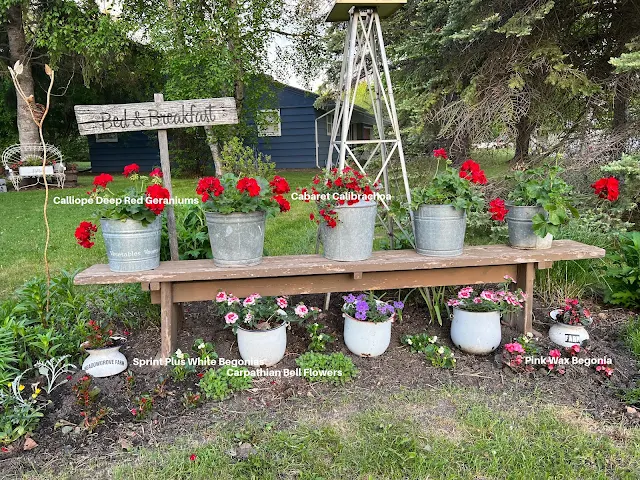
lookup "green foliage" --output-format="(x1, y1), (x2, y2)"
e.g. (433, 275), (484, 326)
(601, 154), (640, 209)
(219, 137), (276, 178)
(91, 284), (159, 330)
(169, 350), (196, 382)
(200, 173), (284, 216)
(410, 162), (484, 212)
(507, 166), (578, 238)
(295, 353), (358, 385)
(603, 232), (640, 308)
(0, 394), (44, 446)
(306, 323), (334, 352)
(198, 366), (253, 401)
(161, 204), (212, 261)
(401, 333), (456, 368)
(192, 338), (218, 363)
(623, 316), (640, 360)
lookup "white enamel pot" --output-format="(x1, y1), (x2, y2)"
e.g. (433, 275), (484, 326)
(343, 313), (392, 357)
(548, 309), (590, 347)
(82, 344), (128, 378)
(237, 323), (287, 367)
(450, 308), (502, 355)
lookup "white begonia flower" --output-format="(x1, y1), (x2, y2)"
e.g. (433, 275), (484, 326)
(175, 349), (184, 359)
(198, 343), (205, 350)
(437, 347), (445, 355)
(429, 336), (438, 343)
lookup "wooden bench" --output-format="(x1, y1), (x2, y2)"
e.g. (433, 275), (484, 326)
(74, 240), (605, 360)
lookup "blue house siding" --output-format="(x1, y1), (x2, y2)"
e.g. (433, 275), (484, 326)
(88, 132), (161, 173)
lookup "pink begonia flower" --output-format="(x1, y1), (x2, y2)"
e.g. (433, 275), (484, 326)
(480, 291), (494, 301)
(458, 290), (471, 299)
(215, 291), (227, 303)
(504, 343), (524, 354)
(227, 296), (240, 305)
(294, 305), (309, 317)
(243, 296), (256, 307)
(549, 349), (561, 358)
(447, 299), (461, 307)
(473, 297), (483, 304)
(225, 312), (239, 324)
(276, 297), (288, 308)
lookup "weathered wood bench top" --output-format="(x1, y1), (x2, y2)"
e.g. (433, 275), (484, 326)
(74, 240), (605, 285)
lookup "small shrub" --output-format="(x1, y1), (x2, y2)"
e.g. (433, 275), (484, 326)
(306, 323), (334, 352)
(131, 394), (154, 420)
(72, 375), (100, 408)
(401, 333), (456, 369)
(295, 352), (358, 385)
(219, 137), (275, 178)
(192, 338), (218, 363)
(170, 349), (197, 381)
(182, 391), (202, 409)
(603, 231), (640, 308)
(161, 204), (212, 261)
(198, 366), (253, 401)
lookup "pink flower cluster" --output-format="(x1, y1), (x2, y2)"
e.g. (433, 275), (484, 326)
(595, 360), (614, 377)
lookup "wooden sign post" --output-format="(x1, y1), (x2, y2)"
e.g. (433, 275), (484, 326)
(75, 95), (238, 354)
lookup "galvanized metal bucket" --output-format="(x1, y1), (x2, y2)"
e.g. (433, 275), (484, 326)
(101, 217), (161, 272)
(506, 205), (553, 250)
(413, 204), (466, 257)
(205, 211), (266, 267)
(319, 201), (377, 262)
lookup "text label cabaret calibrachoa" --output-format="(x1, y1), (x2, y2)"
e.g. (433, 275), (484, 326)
(291, 191), (391, 202)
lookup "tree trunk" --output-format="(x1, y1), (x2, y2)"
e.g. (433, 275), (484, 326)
(512, 116), (534, 165)
(6, 4), (40, 153)
(448, 133), (471, 167)
(228, 0), (244, 119)
(204, 125), (223, 176)
(613, 79), (629, 132)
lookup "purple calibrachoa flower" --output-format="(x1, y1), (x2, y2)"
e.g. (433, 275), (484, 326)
(355, 300), (369, 313)
(343, 294), (356, 303)
(393, 301), (404, 310)
(342, 292), (405, 323)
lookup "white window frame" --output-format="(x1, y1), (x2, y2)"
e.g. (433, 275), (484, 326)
(326, 113), (334, 135)
(257, 109), (282, 137)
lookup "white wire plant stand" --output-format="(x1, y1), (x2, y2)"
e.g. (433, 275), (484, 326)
(2, 144), (65, 191)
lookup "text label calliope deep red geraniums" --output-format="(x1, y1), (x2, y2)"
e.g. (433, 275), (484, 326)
(410, 149), (486, 257)
(299, 166), (379, 262)
(448, 276), (526, 355)
(215, 292), (319, 366)
(75, 164), (170, 272)
(196, 173), (291, 267)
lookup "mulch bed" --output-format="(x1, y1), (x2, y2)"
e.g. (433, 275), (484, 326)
(1, 294), (639, 476)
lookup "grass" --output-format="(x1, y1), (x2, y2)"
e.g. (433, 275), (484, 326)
(28, 387), (640, 479)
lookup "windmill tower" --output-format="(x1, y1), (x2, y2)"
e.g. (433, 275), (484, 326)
(326, 0), (413, 247)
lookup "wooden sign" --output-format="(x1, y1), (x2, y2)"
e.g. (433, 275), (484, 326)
(74, 97), (238, 135)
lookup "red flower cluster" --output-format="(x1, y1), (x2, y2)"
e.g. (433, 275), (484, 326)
(459, 159), (487, 184)
(150, 168), (163, 178)
(273, 194), (291, 212)
(196, 177), (225, 203)
(488, 198), (509, 221)
(269, 175), (290, 195)
(433, 148), (448, 159)
(318, 208), (338, 228)
(236, 177), (261, 197)
(75, 221), (97, 249)
(93, 173), (113, 188)
(145, 184), (171, 215)
(123, 163), (140, 177)
(591, 177), (619, 202)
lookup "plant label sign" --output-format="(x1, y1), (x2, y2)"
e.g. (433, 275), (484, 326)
(74, 97), (238, 135)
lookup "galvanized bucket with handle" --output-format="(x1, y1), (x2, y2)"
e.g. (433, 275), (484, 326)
(205, 211), (266, 267)
(413, 204), (466, 257)
(506, 204), (553, 250)
(101, 217), (161, 272)
(319, 200), (377, 262)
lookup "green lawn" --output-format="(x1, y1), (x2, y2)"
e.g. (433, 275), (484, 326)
(29, 387), (640, 479)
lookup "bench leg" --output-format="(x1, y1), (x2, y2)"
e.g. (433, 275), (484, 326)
(514, 263), (535, 334)
(159, 282), (177, 363)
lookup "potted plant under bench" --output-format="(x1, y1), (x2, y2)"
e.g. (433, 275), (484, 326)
(498, 166), (578, 250)
(303, 166), (378, 262)
(410, 149), (486, 257)
(447, 277), (526, 354)
(341, 292), (404, 357)
(75, 165), (170, 272)
(216, 291), (319, 366)
(196, 173), (291, 267)
(548, 298), (593, 347)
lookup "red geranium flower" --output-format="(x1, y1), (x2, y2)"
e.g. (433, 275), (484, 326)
(459, 159), (487, 184)
(488, 198), (509, 222)
(75, 221), (98, 248)
(189, 454), (197, 462)
(236, 177), (261, 197)
(591, 177), (619, 202)
(150, 168), (163, 178)
(145, 184), (171, 215)
(196, 177), (224, 203)
(123, 163), (140, 177)
(272, 194), (291, 212)
(433, 148), (448, 159)
(269, 175), (290, 194)
(93, 173), (113, 188)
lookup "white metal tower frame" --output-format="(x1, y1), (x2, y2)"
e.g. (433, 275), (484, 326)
(327, 6), (414, 244)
